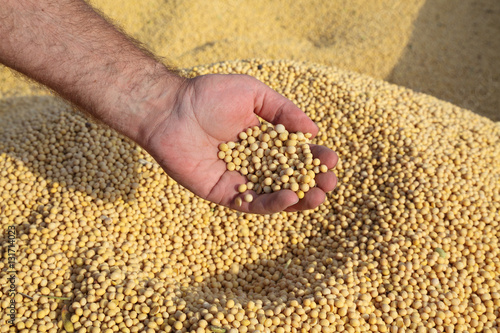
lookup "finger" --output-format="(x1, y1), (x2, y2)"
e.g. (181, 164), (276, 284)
(315, 171), (338, 193)
(253, 83), (319, 137)
(309, 144), (339, 169)
(232, 190), (299, 214)
(284, 187), (326, 212)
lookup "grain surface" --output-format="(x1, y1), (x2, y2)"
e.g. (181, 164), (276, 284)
(1, 59), (499, 332)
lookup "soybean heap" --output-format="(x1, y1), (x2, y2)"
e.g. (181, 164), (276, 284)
(1, 59), (499, 333)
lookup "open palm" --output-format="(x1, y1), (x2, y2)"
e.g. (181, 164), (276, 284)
(143, 74), (338, 214)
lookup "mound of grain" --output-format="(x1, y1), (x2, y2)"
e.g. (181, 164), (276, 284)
(1, 59), (499, 333)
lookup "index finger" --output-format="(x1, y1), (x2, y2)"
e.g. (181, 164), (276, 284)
(253, 81), (319, 137)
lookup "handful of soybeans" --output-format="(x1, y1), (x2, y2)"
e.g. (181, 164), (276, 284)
(218, 123), (329, 202)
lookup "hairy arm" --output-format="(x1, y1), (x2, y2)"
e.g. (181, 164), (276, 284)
(0, 0), (183, 143)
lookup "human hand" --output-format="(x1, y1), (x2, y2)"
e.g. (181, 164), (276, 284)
(140, 74), (338, 214)
(0, 0), (333, 214)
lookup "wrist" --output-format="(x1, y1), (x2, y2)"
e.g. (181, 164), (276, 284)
(98, 62), (186, 147)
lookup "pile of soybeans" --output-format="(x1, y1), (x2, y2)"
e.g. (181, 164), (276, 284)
(219, 123), (329, 202)
(1, 59), (499, 333)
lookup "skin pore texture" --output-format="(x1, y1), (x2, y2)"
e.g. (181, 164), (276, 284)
(0, 0), (338, 214)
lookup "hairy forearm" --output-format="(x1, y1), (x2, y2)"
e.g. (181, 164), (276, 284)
(0, 0), (182, 142)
